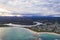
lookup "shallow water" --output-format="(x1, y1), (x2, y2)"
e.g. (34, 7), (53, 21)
(39, 34), (60, 40)
(0, 27), (60, 40)
(1, 27), (36, 40)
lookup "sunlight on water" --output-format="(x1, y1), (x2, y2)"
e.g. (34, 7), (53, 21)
(0, 27), (37, 40)
(0, 27), (60, 40)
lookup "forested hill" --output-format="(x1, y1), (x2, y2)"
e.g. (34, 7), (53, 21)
(0, 16), (60, 25)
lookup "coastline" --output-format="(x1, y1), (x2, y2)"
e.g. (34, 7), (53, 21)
(0, 27), (60, 37)
(26, 28), (60, 36)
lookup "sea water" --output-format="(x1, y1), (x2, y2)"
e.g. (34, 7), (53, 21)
(2, 27), (36, 40)
(0, 27), (60, 40)
(39, 34), (60, 40)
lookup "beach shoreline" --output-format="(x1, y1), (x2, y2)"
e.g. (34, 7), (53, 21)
(26, 28), (60, 36)
(0, 27), (60, 37)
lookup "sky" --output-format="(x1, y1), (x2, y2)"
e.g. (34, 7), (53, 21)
(0, 0), (60, 16)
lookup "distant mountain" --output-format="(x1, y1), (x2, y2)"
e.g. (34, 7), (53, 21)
(48, 14), (60, 17)
(0, 14), (60, 25)
(0, 16), (33, 25)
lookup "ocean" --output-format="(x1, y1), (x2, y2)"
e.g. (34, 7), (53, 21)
(0, 26), (60, 40)
(39, 34), (60, 40)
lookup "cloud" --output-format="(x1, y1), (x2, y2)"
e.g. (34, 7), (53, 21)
(0, 0), (60, 16)
(0, 8), (10, 12)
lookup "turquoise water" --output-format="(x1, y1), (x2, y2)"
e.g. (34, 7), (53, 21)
(2, 27), (36, 40)
(39, 34), (60, 40)
(2, 27), (60, 40)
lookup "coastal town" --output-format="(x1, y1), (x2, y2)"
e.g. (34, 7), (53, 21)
(25, 21), (60, 34)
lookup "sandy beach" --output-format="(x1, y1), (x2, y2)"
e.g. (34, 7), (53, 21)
(26, 28), (60, 36)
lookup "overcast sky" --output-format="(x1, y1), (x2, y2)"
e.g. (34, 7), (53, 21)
(0, 0), (60, 16)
